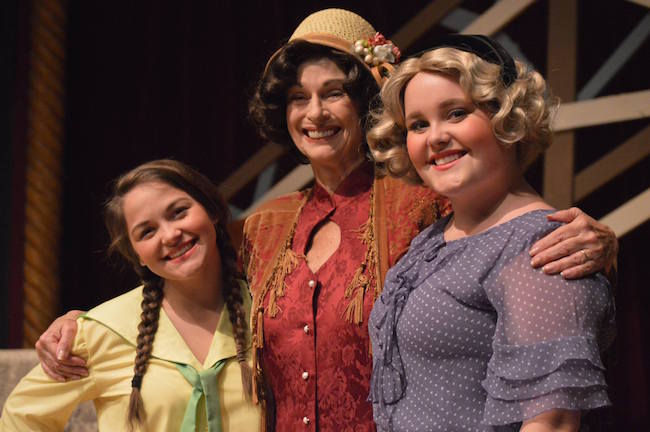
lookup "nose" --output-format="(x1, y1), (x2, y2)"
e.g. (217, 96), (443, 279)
(426, 123), (451, 151)
(160, 224), (182, 246)
(306, 96), (329, 123)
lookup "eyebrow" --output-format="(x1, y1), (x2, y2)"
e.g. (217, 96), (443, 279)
(129, 198), (189, 237)
(405, 97), (469, 122)
(290, 78), (346, 90)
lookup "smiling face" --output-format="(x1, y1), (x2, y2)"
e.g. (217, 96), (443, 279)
(122, 181), (219, 284)
(285, 58), (364, 171)
(404, 71), (516, 200)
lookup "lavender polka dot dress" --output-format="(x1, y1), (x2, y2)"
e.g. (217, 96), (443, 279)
(369, 210), (614, 431)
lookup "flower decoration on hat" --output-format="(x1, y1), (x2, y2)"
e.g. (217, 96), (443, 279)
(353, 32), (401, 66)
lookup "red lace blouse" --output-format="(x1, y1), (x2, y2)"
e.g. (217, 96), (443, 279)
(262, 164), (376, 431)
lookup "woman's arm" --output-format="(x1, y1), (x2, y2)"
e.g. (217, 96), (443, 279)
(529, 207), (617, 279)
(2, 319), (95, 431)
(481, 217), (614, 428)
(35, 310), (87, 381)
(520, 409), (580, 432)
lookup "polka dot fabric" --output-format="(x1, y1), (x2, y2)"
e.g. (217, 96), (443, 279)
(368, 210), (614, 431)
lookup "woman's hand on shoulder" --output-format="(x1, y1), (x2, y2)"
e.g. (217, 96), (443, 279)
(35, 310), (88, 381)
(529, 207), (618, 279)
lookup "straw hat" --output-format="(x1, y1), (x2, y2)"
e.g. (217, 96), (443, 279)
(265, 8), (401, 84)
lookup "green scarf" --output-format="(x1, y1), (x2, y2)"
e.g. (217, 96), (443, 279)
(175, 359), (228, 432)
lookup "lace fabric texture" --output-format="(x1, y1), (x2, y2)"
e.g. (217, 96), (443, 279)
(241, 164), (446, 430)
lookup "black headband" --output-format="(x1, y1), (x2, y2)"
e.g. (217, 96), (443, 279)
(410, 34), (518, 87)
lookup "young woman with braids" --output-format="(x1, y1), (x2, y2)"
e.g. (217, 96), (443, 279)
(0, 159), (260, 431)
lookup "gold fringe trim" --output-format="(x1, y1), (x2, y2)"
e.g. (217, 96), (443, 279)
(252, 307), (264, 405)
(341, 188), (377, 325)
(250, 190), (311, 406)
(266, 248), (301, 317)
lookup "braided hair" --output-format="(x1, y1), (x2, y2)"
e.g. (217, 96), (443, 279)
(104, 159), (251, 430)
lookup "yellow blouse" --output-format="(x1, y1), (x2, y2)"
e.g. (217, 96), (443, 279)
(0, 285), (261, 432)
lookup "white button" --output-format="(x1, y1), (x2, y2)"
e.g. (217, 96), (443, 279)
(308, 279), (316, 288)
(303, 416), (310, 424)
(302, 371), (309, 380)
(303, 324), (310, 334)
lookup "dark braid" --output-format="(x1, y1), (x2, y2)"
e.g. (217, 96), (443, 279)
(216, 222), (253, 399)
(127, 268), (163, 430)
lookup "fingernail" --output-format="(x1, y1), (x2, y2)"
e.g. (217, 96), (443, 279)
(542, 264), (552, 274)
(57, 350), (64, 360)
(529, 246), (539, 256)
(530, 258), (540, 267)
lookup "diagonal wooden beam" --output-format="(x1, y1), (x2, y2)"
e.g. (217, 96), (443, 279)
(390, 0), (461, 49)
(241, 164), (314, 218)
(574, 125), (650, 201)
(600, 188), (650, 238)
(552, 90), (650, 132)
(578, 13), (650, 100)
(625, 0), (650, 8)
(461, 0), (536, 35)
(217, 143), (286, 201)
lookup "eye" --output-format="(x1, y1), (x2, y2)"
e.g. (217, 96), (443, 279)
(172, 206), (189, 219)
(287, 92), (308, 104)
(138, 227), (155, 240)
(407, 119), (428, 133)
(448, 108), (468, 121)
(324, 89), (345, 99)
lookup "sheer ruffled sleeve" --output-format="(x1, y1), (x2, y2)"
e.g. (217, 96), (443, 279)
(482, 225), (615, 425)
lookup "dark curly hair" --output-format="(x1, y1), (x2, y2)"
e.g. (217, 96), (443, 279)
(248, 40), (380, 163)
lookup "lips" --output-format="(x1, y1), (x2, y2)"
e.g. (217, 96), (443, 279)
(430, 150), (467, 166)
(304, 128), (339, 139)
(165, 239), (197, 260)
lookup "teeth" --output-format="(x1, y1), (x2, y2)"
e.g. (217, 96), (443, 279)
(434, 153), (463, 166)
(306, 129), (336, 138)
(169, 242), (194, 259)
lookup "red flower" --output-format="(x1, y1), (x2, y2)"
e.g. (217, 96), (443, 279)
(370, 32), (387, 45)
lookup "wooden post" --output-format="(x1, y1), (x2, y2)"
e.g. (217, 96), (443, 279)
(22, 0), (68, 346)
(544, 0), (577, 208)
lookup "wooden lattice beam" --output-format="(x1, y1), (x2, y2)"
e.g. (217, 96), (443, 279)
(544, 0), (577, 209)
(218, 143), (285, 201)
(574, 125), (650, 201)
(461, 0), (536, 35)
(625, 0), (650, 9)
(600, 188), (650, 237)
(391, 0), (461, 49)
(241, 165), (314, 217)
(552, 90), (650, 132)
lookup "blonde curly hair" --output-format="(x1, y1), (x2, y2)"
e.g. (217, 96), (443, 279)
(368, 47), (556, 183)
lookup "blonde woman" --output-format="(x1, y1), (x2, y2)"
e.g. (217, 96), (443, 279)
(367, 35), (614, 431)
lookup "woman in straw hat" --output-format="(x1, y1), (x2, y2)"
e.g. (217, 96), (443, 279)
(35, 9), (616, 431)
(367, 35), (614, 431)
